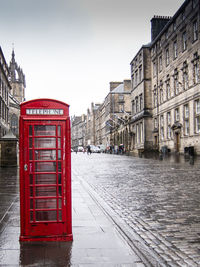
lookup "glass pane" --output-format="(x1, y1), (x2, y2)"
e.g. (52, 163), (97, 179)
(34, 125), (56, 136)
(30, 199), (33, 209)
(58, 150), (61, 160)
(58, 186), (62, 196)
(59, 198), (62, 208)
(30, 187), (33, 197)
(30, 211), (33, 222)
(29, 150), (33, 160)
(35, 162), (56, 172)
(35, 186), (57, 196)
(29, 126), (33, 136)
(35, 150), (56, 160)
(58, 174), (61, 184)
(58, 162), (61, 172)
(36, 210), (57, 221)
(29, 174), (33, 184)
(58, 138), (61, 148)
(34, 138), (56, 148)
(35, 174), (57, 184)
(29, 138), (33, 148)
(58, 126), (61, 136)
(35, 198), (57, 209)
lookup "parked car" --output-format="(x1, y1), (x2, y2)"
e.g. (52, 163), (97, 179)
(90, 145), (101, 153)
(98, 145), (106, 153)
(77, 146), (84, 152)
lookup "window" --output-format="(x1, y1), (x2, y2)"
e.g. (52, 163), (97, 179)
(184, 104), (189, 135)
(166, 82), (170, 100)
(132, 100), (135, 114)
(160, 115), (164, 140)
(195, 99), (200, 114)
(160, 86), (164, 104)
(159, 56), (162, 72)
(139, 65), (142, 82)
(193, 20), (198, 42)
(166, 48), (169, 66)
(139, 94), (143, 111)
(173, 41), (178, 59)
(118, 95), (124, 101)
(154, 117), (158, 129)
(195, 99), (200, 133)
(182, 62), (189, 90)
(173, 21), (176, 31)
(175, 108), (180, 121)
(167, 112), (171, 139)
(153, 87), (157, 108)
(135, 71), (138, 86)
(193, 53), (199, 84)
(153, 61), (157, 76)
(182, 32), (187, 51)
(135, 97), (139, 113)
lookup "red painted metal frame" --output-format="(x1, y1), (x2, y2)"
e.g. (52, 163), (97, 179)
(19, 99), (73, 241)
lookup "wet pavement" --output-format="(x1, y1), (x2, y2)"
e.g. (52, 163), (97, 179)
(0, 166), (145, 266)
(72, 153), (200, 267)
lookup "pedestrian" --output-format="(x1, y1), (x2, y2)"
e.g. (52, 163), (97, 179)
(87, 145), (91, 154)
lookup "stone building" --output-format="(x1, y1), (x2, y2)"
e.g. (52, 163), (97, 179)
(129, 45), (153, 155)
(9, 49), (26, 137)
(0, 46), (11, 137)
(71, 115), (86, 150)
(151, 0), (200, 154)
(101, 80), (131, 150)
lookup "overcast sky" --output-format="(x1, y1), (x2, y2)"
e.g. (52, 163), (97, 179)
(0, 0), (184, 116)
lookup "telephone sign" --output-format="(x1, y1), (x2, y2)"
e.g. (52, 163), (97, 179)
(19, 99), (73, 241)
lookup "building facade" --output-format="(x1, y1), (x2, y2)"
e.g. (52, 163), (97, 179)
(129, 45), (153, 155)
(151, 0), (200, 154)
(0, 47), (11, 137)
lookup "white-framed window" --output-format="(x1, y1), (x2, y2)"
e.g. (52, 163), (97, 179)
(195, 116), (200, 133)
(166, 83), (170, 100)
(195, 99), (200, 114)
(182, 31), (187, 51)
(184, 120), (189, 135)
(174, 78), (179, 95)
(183, 71), (189, 90)
(175, 108), (180, 122)
(154, 117), (158, 129)
(184, 104), (189, 135)
(167, 112), (171, 139)
(193, 20), (198, 42)
(184, 104), (189, 118)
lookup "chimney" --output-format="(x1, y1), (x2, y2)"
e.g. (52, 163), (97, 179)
(109, 81), (122, 92)
(123, 80), (131, 92)
(151, 16), (171, 42)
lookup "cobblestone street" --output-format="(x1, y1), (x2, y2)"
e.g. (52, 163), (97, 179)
(72, 153), (200, 266)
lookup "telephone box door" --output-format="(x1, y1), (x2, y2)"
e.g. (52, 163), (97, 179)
(22, 120), (69, 238)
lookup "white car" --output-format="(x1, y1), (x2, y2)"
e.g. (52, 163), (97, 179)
(77, 146), (84, 152)
(90, 145), (100, 153)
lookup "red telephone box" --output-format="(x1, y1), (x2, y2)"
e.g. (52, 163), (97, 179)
(19, 99), (73, 241)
